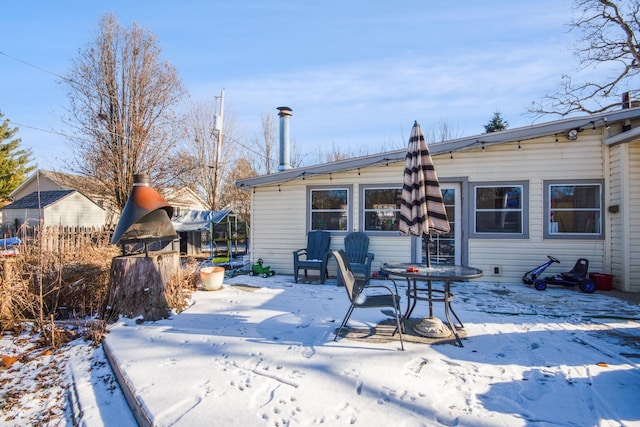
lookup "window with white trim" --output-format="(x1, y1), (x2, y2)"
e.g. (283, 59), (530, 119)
(309, 187), (349, 231)
(472, 182), (528, 238)
(545, 181), (602, 239)
(362, 187), (402, 232)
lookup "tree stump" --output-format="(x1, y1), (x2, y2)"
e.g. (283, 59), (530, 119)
(103, 251), (180, 323)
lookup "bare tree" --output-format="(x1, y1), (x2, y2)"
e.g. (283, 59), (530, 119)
(247, 111), (279, 175)
(425, 119), (463, 143)
(219, 157), (256, 221)
(176, 97), (237, 210)
(63, 13), (186, 211)
(530, 0), (640, 117)
(311, 142), (356, 164)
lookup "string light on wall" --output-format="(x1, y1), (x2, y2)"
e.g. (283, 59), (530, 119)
(518, 140), (521, 150)
(555, 134), (559, 144)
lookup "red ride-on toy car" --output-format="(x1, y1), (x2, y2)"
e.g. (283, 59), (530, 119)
(523, 257), (596, 293)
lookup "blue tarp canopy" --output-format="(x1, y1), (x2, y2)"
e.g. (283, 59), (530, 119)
(171, 209), (231, 232)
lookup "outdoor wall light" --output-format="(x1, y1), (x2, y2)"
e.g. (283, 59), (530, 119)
(567, 129), (579, 141)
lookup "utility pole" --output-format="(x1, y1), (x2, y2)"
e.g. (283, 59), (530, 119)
(212, 88), (224, 210)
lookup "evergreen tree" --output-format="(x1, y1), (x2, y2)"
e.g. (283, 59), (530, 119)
(0, 112), (35, 202)
(484, 112), (509, 133)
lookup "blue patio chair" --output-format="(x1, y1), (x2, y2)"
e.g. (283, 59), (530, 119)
(344, 231), (374, 284)
(293, 230), (331, 283)
(331, 250), (404, 350)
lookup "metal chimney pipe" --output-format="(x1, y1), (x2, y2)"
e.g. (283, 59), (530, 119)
(277, 106), (292, 171)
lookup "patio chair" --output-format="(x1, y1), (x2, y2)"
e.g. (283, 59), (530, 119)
(344, 231), (374, 284)
(293, 230), (331, 283)
(331, 250), (404, 350)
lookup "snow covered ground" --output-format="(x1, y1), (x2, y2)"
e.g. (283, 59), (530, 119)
(2, 273), (639, 426)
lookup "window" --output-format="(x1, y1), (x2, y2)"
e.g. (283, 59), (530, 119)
(545, 180), (603, 239)
(362, 187), (402, 232)
(472, 182), (528, 238)
(309, 187), (350, 231)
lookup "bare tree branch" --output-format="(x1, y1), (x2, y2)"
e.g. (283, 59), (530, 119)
(530, 0), (640, 117)
(63, 14), (186, 211)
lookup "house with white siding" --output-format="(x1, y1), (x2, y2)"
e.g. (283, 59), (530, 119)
(10, 170), (208, 226)
(236, 107), (640, 294)
(2, 190), (106, 229)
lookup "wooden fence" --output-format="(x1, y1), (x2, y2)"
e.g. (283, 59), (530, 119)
(5, 225), (114, 254)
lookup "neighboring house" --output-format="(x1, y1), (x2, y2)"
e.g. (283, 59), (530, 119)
(2, 190), (106, 230)
(162, 187), (208, 217)
(10, 170), (118, 224)
(10, 170), (208, 227)
(236, 106), (640, 293)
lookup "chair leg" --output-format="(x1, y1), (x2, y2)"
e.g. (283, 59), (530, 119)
(394, 309), (404, 351)
(389, 295), (404, 351)
(334, 305), (355, 341)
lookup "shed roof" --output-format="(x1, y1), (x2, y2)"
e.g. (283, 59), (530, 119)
(2, 190), (75, 209)
(235, 106), (640, 189)
(171, 209), (232, 232)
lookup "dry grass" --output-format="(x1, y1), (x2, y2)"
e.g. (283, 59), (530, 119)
(1, 229), (200, 347)
(165, 257), (199, 314)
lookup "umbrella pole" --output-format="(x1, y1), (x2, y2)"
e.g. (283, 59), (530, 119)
(426, 234), (431, 268)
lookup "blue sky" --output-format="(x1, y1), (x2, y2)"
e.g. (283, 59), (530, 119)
(2, 1), (580, 170)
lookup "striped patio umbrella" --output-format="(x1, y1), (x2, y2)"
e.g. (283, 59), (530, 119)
(399, 121), (450, 267)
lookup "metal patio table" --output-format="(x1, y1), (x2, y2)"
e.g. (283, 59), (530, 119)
(381, 264), (483, 347)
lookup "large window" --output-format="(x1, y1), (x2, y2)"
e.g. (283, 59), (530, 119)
(309, 187), (350, 231)
(544, 180), (603, 239)
(472, 182), (528, 238)
(362, 187), (402, 232)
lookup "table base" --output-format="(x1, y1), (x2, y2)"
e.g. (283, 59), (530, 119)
(413, 317), (452, 338)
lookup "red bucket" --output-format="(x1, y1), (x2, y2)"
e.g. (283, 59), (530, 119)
(589, 273), (614, 291)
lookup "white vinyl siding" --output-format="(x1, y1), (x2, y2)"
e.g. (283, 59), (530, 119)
(249, 132), (612, 284)
(628, 142), (640, 292)
(3, 192), (106, 228)
(608, 144), (624, 288)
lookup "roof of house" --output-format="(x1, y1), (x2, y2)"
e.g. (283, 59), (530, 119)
(162, 187), (208, 210)
(8, 170), (101, 199)
(2, 190), (75, 209)
(11, 170), (207, 212)
(235, 106), (640, 189)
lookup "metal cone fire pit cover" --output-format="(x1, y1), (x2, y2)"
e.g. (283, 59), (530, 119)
(110, 174), (177, 246)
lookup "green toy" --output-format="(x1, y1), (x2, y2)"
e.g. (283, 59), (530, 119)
(250, 258), (276, 278)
